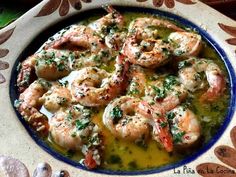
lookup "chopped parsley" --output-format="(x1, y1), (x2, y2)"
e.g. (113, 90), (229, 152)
(14, 99), (22, 108)
(107, 155), (122, 164)
(174, 50), (185, 56)
(37, 79), (52, 89)
(160, 122), (168, 128)
(88, 134), (100, 147)
(166, 111), (175, 120)
(152, 85), (166, 99)
(16, 63), (22, 72)
(173, 131), (185, 144)
(162, 47), (171, 57)
(111, 106), (123, 124)
(58, 80), (68, 87)
(163, 75), (179, 90)
(67, 111), (73, 121)
(75, 118), (90, 130)
(57, 63), (65, 71)
(178, 60), (192, 69)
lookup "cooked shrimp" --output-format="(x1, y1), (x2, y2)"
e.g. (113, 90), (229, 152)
(103, 96), (150, 141)
(35, 49), (71, 80)
(137, 76), (188, 152)
(105, 31), (127, 50)
(144, 76), (188, 111)
(137, 90), (188, 152)
(40, 85), (72, 113)
(88, 5), (124, 37)
(123, 32), (172, 68)
(168, 32), (202, 57)
(71, 55), (129, 107)
(16, 79), (51, 136)
(129, 17), (184, 33)
(45, 25), (106, 54)
(49, 104), (102, 169)
(167, 106), (201, 146)
(17, 56), (37, 93)
(127, 65), (147, 97)
(137, 101), (173, 152)
(178, 58), (226, 101)
(122, 17), (185, 68)
(17, 49), (71, 88)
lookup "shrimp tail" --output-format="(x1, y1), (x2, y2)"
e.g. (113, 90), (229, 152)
(137, 101), (173, 152)
(17, 58), (36, 93)
(200, 73), (226, 102)
(115, 54), (130, 89)
(28, 112), (49, 137)
(153, 117), (173, 152)
(102, 5), (120, 16)
(102, 5), (124, 26)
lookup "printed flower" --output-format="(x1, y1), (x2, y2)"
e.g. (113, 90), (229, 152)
(0, 60), (9, 84)
(196, 126), (236, 177)
(36, 0), (92, 17)
(0, 27), (14, 84)
(136, 0), (195, 8)
(219, 23), (236, 45)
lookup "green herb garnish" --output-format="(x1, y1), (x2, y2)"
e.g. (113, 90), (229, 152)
(111, 106), (123, 124)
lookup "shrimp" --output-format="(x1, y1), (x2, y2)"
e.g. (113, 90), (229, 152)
(15, 79), (51, 136)
(88, 6), (126, 50)
(88, 6), (124, 37)
(123, 32), (173, 68)
(71, 55), (129, 107)
(137, 76), (188, 151)
(178, 58), (226, 101)
(137, 101), (173, 152)
(167, 106), (201, 146)
(127, 65), (147, 97)
(17, 56), (37, 93)
(105, 31), (127, 50)
(40, 85), (72, 113)
(35, 49), (71, 80)
(49, 104), (102, 169)
(103, 96), (150, 142)
(168, 32), (202, 57)
(137, 83), (188, 152)
(144, 76), (188, 111)
(17, 49), (71, 91)
(45, 25), (106, 54)
(128, 17), (184, 34)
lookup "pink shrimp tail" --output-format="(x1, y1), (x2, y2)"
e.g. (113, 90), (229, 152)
(137, 101), (173, 152)
(200, 74), (226, 102)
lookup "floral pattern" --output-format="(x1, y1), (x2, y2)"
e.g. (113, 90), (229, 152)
(136, 0), (195, 8)
(35, 0), (92, 17)
(0, 27), (14, 84)
(218, 23), (236, 45)
(196, 126), (236, 177)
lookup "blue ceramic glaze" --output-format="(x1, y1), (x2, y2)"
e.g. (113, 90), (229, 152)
(9, 6), (236, 175)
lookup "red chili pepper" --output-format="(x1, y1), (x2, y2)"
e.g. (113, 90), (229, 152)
(84, 151), (97, 169)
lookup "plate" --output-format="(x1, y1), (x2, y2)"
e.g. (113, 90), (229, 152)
(0, 0), (236, 176)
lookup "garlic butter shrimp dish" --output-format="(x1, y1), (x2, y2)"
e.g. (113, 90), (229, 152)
(13, 6), (231, 173)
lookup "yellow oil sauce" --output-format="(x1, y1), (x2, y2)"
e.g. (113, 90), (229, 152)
(92, 110), (181, 170)
(41, 12), (230, 171)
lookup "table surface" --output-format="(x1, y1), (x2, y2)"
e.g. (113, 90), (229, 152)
(0, 0), (236, 29)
